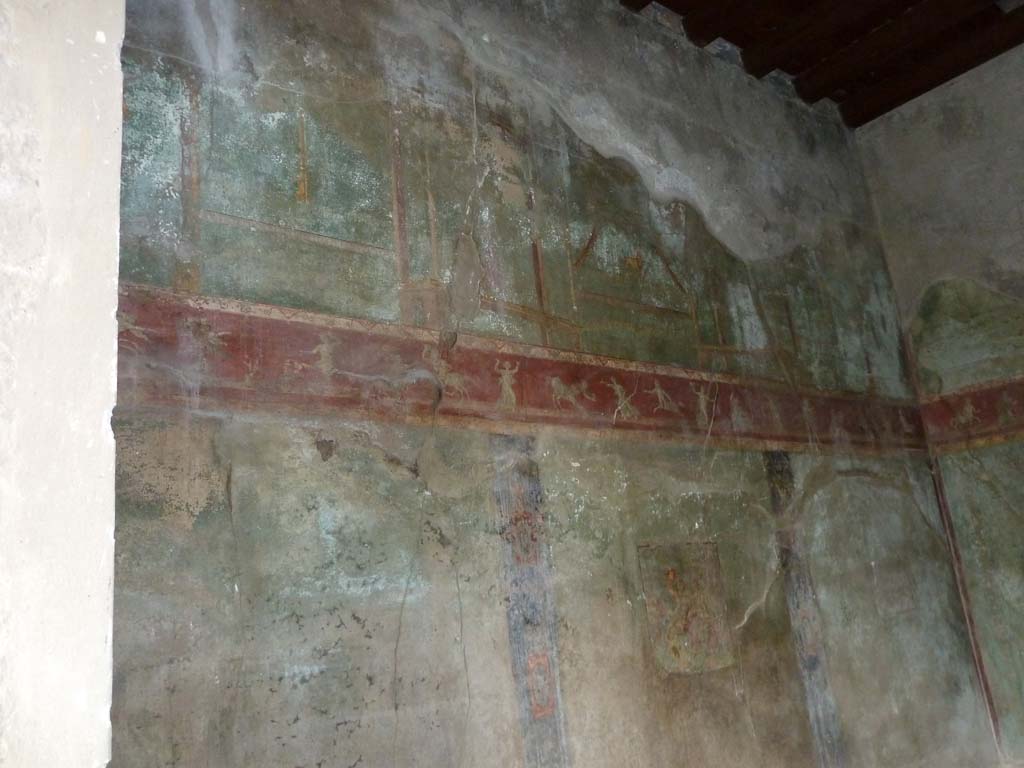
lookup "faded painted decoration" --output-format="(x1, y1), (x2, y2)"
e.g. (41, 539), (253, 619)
(492, 436), (570, 768)
(638, 542), (735, 674)
(110, 1), (1001, 768)
(117, 283), (925, 454)
(911, 279), (1024, 398)
(941, 442), (1024, 761)
(119, 0), (910, 399)
(861, 44), (1024, 765)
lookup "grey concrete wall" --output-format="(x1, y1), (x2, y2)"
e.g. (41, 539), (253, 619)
(0, 1), (123, 765)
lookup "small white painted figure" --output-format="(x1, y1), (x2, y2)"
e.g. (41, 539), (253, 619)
(550, 377), (596, 412)
(242, 355), (259, 385)
(729, 393), (752, 432)
(690, 382), (712, 430)
(495, 360), (520, 410)
(872, 405), (895, 441)
(829, 410), (849, 444)
(801, 398), (818, 444)
(766, 396), (784, 433)
(423, 347), (468, 401)
(604, 377), (639, 421)
(312, 333), (335, 379)
(646, 380), (681, 414)
(116, 310), (152, 352)
(950, 398), (978, 429)
(898, 408), (916, 436)
(998, 393), (1019, 427)
(183, 316), (229, 353)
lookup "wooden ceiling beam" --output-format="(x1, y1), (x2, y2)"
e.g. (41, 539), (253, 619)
(641, 0), (707, 15)
(842, 6), (1024, 126)
(746, 0), (919, 76)
(716, 0), (810, 50)
(796, 0), (994, 103)
(681, 0), (752, 46)
(740, 0), (837, 76)
(742, 0), (911, 77)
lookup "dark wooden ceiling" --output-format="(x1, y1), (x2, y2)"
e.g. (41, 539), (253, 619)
(622, 0), (1024, 126)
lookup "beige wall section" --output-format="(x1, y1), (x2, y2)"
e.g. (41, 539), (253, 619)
(0, 0), (123, 766)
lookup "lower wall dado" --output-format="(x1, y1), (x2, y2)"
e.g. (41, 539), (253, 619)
(112, 404), (993, 768)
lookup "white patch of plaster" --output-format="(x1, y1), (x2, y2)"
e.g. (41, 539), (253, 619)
(0, 2), (121, 765)
(180, 0), (238, 75)
(727, 283), (768, 349)
(379, 1), (855, 266)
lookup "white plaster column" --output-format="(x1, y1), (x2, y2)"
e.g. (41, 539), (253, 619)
(0, 0), (123, 765)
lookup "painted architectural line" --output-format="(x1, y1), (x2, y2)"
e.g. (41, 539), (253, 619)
(928, 458), (1003, 753)
(906, 350), (1009, 757)
(920, 375), (1024, 453)
(492, 436), (571, 768)
(117, 283), (927, 454)
(764, 452), (846, 768)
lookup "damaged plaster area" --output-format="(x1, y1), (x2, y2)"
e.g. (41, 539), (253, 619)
(860, 43), (1024, 400)
(108, 1), (1008, 767)
(121, 0), (908, 398)
(379, 0), (863, 265)
(113, 408), (996, 767)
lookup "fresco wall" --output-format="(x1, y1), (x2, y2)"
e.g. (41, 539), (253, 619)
(113, 0), (999, 766)
(861, 43), (1024, 765)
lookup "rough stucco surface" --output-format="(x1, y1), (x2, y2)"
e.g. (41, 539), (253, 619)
(790, 454), (992, 767)
(0, 1), (123, 766)
(859, 36), (1024, 766)
(114, 416), (812, 767)
(941, 444), (1024, 761)
(113, 414), (994, 767)
(111, 1), (996, 766)
(859, 45), (1024, 394)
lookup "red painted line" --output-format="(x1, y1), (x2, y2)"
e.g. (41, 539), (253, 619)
(930, 459), (1003, 751)
(904, 329), (1004, 758)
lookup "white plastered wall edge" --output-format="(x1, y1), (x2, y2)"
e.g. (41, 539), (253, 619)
(0, 0), (123, 765)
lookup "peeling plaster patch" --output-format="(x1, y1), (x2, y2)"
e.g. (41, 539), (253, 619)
(180, 0), (238, 75)
(376, 0), (859, 266)
(727, 283), (768, 349)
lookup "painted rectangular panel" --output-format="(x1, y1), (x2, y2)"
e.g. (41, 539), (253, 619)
(638, 542), (735, 674)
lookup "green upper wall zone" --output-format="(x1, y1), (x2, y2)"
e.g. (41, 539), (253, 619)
(119, 0), (909, 399)
(912, 279), (1024, 396)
